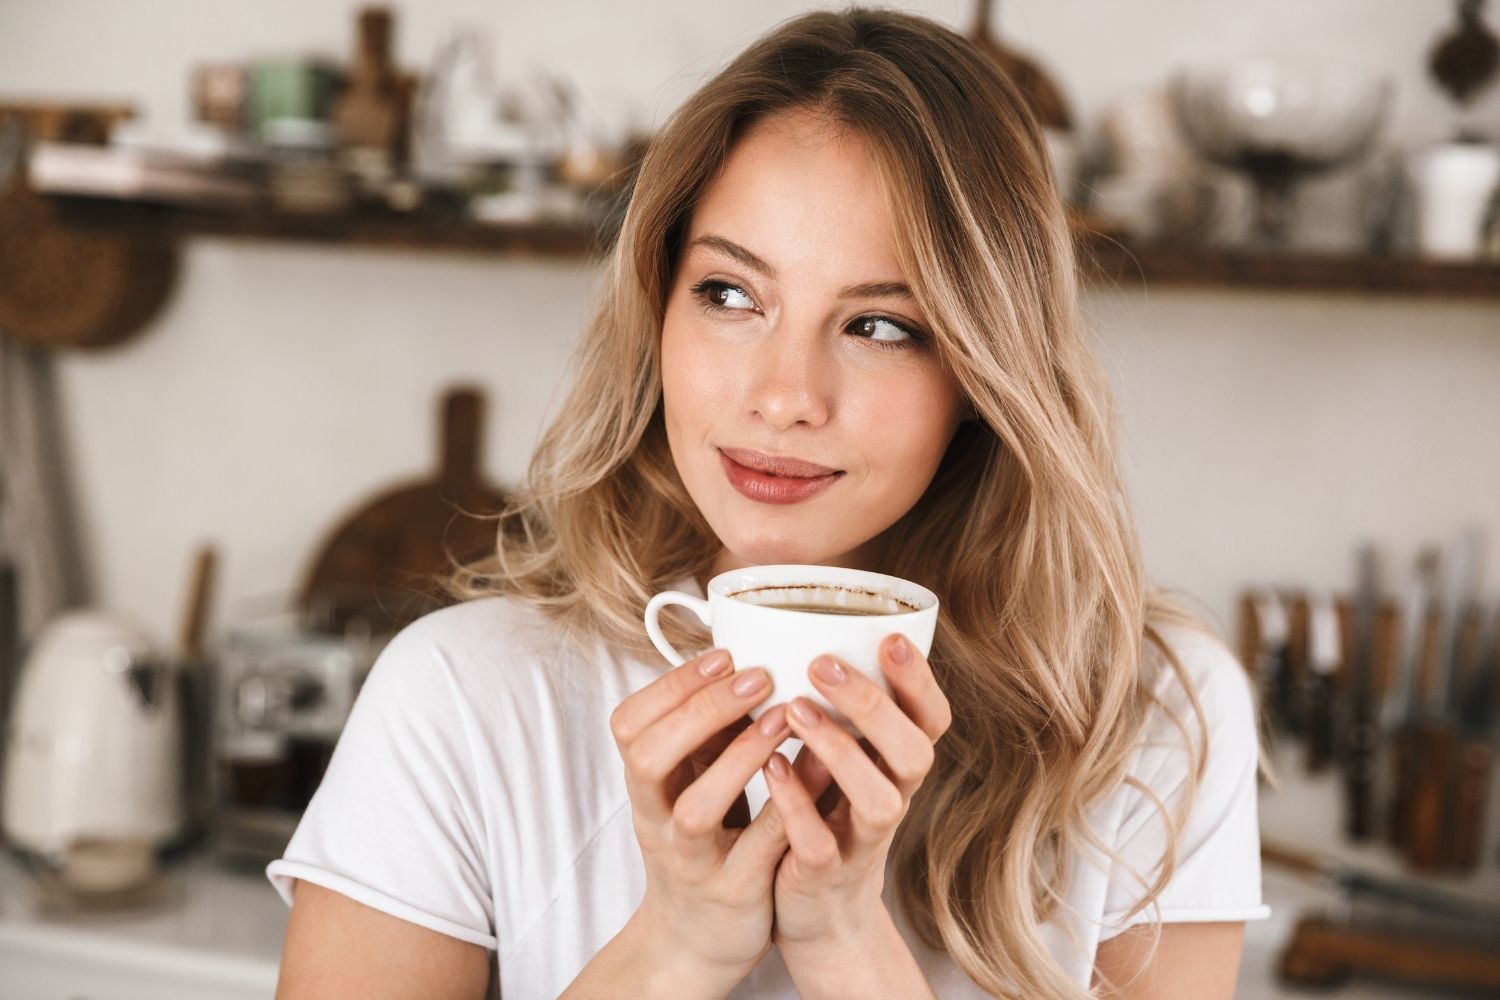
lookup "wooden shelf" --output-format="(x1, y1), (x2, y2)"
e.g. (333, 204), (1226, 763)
(40, 193), (1500, 298)
(42, 194), (604, 259)
(1079, 235), (1500, 300)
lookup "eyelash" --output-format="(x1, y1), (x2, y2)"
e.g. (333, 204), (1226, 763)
(687, 278), (925, 351)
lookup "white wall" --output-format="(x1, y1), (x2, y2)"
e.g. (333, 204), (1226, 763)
(1, 0), (1497, 644)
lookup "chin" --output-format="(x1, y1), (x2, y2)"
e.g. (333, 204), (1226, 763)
(717, 519), (854, 568)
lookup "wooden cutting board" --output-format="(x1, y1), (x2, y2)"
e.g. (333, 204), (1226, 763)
(296, 385), (508, 635)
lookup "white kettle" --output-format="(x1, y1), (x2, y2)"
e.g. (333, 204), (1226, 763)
(2, 610), (183, 894)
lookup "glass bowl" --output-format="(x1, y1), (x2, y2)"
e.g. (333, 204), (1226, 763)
(1169, 60), (1393, 244)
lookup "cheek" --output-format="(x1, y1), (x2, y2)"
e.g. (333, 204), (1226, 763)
(850, 370), (962, 481)
(661, 314), (735, 438)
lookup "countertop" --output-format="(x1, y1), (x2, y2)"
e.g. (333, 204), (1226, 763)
(0, 850), (285, 1000)
(2, 744), (1494, 999)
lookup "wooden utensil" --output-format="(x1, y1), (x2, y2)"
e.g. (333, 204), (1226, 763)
(1430, 0), (1500, 107)
(175, 543), (218, 843)
(296, 385), (507, 635)
(1267, 837), (1500, 991)
(1280, 914), (1500, 991)
(967, 0), (1073, 131)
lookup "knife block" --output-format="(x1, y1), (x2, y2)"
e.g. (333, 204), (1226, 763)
(1240, 585), (1494, 870)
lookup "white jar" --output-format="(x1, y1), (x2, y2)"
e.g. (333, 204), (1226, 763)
(1410, 141), (1500, 259)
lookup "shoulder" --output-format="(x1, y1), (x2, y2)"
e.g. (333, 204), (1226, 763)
(370, 594), (600, 688)
(357, 594), (653, 737)
(1138, 621), (1258, 772)
(353, 596), (544, 709)
(1111, 620), (1261, 842)
(389, 593), (569, 664)
(1095, 620), (1271, 933)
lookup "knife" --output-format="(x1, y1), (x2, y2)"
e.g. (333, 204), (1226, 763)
(1304, 590), (1341, 774)
(1251, 588), (1294, 737)
(1342, 544), (1381, 840)
(1262, 838), (1500, 925)
(1385, 547), (1439, 849)
(1405, 528), (1484, 870)
(1450, 601), (1497, 869)
(1432, 529), (1483, 721)
(1457, 602), (1499, 737)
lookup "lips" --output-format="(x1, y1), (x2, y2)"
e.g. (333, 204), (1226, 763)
(717, 447), (840, 478)
(718, 447), (844, 505)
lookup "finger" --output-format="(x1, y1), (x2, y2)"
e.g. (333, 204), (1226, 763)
(672, 702), (791, 866)
(625, 667), (774, 824)
(786, 696), (906, 850)
(761, 750), (841, 870)
(721, 710), (809, 876)
(790, 744), (837, 814)
(808, 654), (935, 798)
(687, 714), (754, 773)
(610, 648), (736, 749)
(877, 635), (953, 743)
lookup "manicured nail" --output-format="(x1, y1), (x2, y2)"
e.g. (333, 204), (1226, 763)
(765, 754), (790, 780)
(699, 650), (731, 677)
(758, 704), (789, 737)
(811, 656), (846, 685)
(733, 669), (768, 696)
(889, 635), (911, 664)
(789, 697), (822, 727)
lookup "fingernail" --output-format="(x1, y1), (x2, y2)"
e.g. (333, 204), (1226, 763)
(699, 650), (731, 677)
(811, 656), (846, 685)
(758, 704), (788, 737)
(765, 754), (790, 780)
(789, 697), (821, 727)
(889, 635), (911, 664)
(733, 669), (768, 696)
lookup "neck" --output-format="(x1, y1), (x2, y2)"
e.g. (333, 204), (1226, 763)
(702, 536), (889, 591)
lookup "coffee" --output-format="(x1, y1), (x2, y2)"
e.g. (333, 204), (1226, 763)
(755, 603), (886, 616)
(728, 583), (918, 617)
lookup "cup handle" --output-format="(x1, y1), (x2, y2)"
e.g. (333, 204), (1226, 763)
(644, 591), (712, 666)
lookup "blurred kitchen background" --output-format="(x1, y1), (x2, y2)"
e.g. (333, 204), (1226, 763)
(1, 1), (1498, 997)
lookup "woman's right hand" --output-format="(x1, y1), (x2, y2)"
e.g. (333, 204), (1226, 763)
(609, 647), (793, 983)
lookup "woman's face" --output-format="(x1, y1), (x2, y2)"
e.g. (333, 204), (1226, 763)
(660, 109), (967, 576)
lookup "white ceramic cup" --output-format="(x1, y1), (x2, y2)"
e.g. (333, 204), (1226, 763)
(643, 564), (939, 735)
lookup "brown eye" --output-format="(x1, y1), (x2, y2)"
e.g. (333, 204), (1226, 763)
(849, 315), (916, 344)
(691, 279), (755, 311)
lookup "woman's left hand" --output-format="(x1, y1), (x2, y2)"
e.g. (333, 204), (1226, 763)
(764, 632), (952, 952)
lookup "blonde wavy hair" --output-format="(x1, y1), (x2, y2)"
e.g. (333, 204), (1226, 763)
(448, 7), (1233, 997)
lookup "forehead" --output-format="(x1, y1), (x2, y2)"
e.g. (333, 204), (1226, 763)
(684, 109), (905, 281)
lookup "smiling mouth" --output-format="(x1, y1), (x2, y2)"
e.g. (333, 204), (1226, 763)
(717, 447), (840, 477)
(717, 448), (844, 505)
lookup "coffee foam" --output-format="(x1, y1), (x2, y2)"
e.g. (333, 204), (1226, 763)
(728, 583), (919, 615)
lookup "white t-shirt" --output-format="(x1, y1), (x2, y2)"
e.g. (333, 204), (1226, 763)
(266, 577), (1270, 997)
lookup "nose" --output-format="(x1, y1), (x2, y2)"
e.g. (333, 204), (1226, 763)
(746, 323), (834, 431)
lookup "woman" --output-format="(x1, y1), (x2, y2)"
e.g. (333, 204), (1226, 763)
(271, 8), (1268, 999)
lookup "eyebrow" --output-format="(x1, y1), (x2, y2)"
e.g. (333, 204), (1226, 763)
(688, 234), (914, 301)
